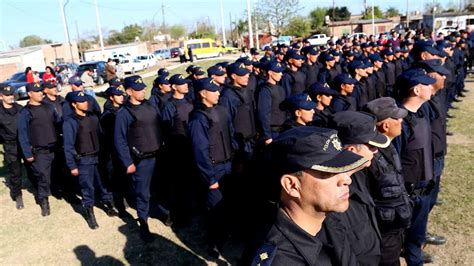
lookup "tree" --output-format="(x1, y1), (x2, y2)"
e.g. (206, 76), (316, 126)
(424, 2), (443, 13)
(169, 24), (186, 40)
(326, 7), (351, 22)
(107, 24), (143, 45)
(386, 7), (400, 17)
(256, 0), (301, 35)
(283, 16), (311, 37)
(362, 6), (384, 20)
(189, 21), (216, 39)
(309, 7), (328, 33)
(19, 35), (51, 48)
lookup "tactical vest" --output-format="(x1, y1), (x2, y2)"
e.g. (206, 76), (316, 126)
(303, 62), (319, 89)
(232, 87), (257, 140)
(401, 110), (433, 186)
(169, 98), (194, 137)
(197, 105), (233, 164)
(268, 84), (287, 126)
(428, 96), (447, 158)
(26, 104), (57, 147)
(0, 103), (22, 142)
(151, 89), (171, 110)
(369, 145), (412, 230)
(383, 62), (396, 86)
(288, 70), (307, 95)
(374, 70), (387, 98)
(75, 114), (100, 155)
(125, 101), (161, 153)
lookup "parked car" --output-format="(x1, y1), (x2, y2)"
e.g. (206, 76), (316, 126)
(307, 34), (330, 46)
(436, 26), (459, 36)
(136, 54), (158, 68)
(153, 48), (171, 60)
(348, 32), (367, 40)
(183, 38), (224, 60)
(77, 61), (107, 85)
(2, 71), (45, 100)
(222, 46), (239, 54)
(170, 47), (180, 58)
(117, 58), (145, 74)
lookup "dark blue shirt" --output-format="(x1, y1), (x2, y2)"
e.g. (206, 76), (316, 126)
(63, 114), (99, 170)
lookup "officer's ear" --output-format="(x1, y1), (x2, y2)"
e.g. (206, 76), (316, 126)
(198, 90), (206, 99)
(126, 88), (133, 96)
(280, 174), (302, 198)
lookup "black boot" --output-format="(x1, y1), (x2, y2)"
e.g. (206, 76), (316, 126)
(40, 198), (50, 216)
(137, 218), (154, 243)
(103, 202), (119, 217)
(85, 207), (99, 230)
(15, 195), (24, 210)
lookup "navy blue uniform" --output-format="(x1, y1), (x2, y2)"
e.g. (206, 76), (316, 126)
(18, 103), (60, 201)
(257, 82), (287, 141)
(114, 100), (162, 220)
(0, 102), (23, 200)
(62, 92), (101, 120)
(63, 114), (113, 207)
(149, 87), (172, 113)
(281, 69), (307, 96)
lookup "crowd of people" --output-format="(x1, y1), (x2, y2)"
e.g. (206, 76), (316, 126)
(0, 27), (471, 265)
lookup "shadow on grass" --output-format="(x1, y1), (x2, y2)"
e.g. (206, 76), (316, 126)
(74, 245), (124, 266)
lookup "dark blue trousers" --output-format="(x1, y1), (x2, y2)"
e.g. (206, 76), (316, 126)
(77, 156), (113, 208)
(404, 194), (431, 266)
(430, 157), (444, 211)
(131, 158), (156, 220)
(27, 152), (54, 201)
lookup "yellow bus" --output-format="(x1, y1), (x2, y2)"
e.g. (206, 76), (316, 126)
(183, 38), (224, 60)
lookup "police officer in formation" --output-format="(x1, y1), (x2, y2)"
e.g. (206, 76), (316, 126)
(3, 27), (469, 265)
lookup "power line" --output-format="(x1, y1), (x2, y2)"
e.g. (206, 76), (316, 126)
(78, 0), (157, 12)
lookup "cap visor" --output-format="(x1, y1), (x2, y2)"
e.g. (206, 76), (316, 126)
(391, 108), (408, 119)
(368, 132), (390, 148)
(310, 150), (369, 173)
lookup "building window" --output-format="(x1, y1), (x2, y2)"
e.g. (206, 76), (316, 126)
(447, 20), (453, 26)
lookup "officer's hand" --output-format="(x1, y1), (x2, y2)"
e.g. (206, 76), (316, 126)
(71, 168), (79, 176)
(26, 157), (34, 162)
(209, 182), (219, 190)
(265, 138), (273, 145)
(127, 164), (136, 174)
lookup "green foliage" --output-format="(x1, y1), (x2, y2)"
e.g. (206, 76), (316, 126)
(188, 22), (216, 39)
(362, 6), (385, 20)
(386, 7), (400, 17)
(283, 16), (311, 37)
(19, 35), (51, 48)
(107, 24), (143, 45)
(326, 7), (351, 22)
(256, 0), (301, 34)
(169, 25), (187, 40)
(309, 7), (328, 33)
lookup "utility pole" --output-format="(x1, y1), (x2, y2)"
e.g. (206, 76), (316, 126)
(332, 0), (335, 36)
(219, 0), (226, 45)
(406, 0), (410, 28)
(75, 20), (82, 62)
(58, 0), (74, 63)
(93, 0), (105, 59)
(254, 0), (259, 50)
(229, 13), (233, 44)
(246, 0), (254, 48)
(162, 3), (166, 27)
(371, 0), (375, 35)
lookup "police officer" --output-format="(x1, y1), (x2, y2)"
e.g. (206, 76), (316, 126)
(115, 75), (162, 242)
(363, 97), (413, 266)
(42, 81), (65, 118)
(280, 93), (316, 131)
(100, 86), (131, 218)
(207, 65), (227, 86)
(329, 73), (358, 113)
(369, 53), (388, 97)
(161, 74), (194, 225)
(280, 50), (306, 96)
(300, 45), (320, 89)
(63, 91), (118, 229)
(63, 76), (101, 119)
(328, 111), (391, 265)
(347, 60), (369, 110)
(257, 61), (287, 145)
(259, 46), (273, 63)
(149, 75), (172, 112)
(318, 53), (338, 84)
(157, 67), (170, 78)
(382, 49), (396, 97)
(393, 69), (437, 265)
(306, 82), (338, 127)
(18, 82), (60, 216)
(188, 77), (235, 258)
(248, 126), (368, 265)
(0, 83), (23, 209)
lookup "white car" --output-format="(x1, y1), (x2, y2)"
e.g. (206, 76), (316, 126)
(307, 34), (330, 46)
(117, 58), (145, 74)
(136, 54), (157, 68)
(436, 26), (460, 36)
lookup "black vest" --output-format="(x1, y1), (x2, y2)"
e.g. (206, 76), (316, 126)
(303, 62), (319, 89)
(125, 101), (161, 153)
(43, 95), (65, 119)
(169, 98), (194, 137)
(75, 114), (100, 155)
(383, 62), (396, 86)
(26, 104), (57, 147)
(287, 69), (307, 95)
(198, 105), (233, 164)
(374, 69), (387, 98)
(0, 103), (22, 142)
(266, 83), (287, 126)
(401, 110), (434, 186)
(232, 87), (257, 140)
(428, 95), (447, 158)
(369, 144), (412, 230)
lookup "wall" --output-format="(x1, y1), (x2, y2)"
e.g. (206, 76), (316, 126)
(42, 42), (80, 66)
(83, 42), (148, 62)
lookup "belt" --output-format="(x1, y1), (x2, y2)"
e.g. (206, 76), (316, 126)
(270, 126), (284, 133)
(3, 140), (17, 144)
(33, 146), (55, 153)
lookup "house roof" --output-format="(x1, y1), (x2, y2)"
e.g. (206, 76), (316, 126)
(0, 46), (42, 59)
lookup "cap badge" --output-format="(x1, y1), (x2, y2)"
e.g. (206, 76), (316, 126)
(135, 78), (143, 84)
(78, 92), (84, 96)
(34, 83), (41, 88)
(5, 86), (11, 91)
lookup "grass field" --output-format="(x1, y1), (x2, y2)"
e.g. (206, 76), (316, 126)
(0, 72), (473, 265)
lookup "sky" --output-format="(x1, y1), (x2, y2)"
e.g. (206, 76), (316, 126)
(0, 0), (429, 50)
